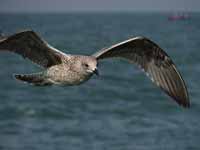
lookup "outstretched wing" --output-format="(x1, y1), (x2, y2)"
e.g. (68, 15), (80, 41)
(93, 37), (190, 108)
(0, 30), (66, 68)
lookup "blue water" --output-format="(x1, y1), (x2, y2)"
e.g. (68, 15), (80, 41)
(0, 12), (199, 150)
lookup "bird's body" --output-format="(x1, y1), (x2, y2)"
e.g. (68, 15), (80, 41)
(45, 55), (97, 85)
(15, 55), (97, 86)
(0, 30), (190, 108)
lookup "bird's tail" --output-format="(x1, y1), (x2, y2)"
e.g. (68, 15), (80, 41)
(14, 72), (52, 86)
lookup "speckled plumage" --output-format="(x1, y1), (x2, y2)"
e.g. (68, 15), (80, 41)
(45, 55), (97, 85)
(0, 30), (190, 108)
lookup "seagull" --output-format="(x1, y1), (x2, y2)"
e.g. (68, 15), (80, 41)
(0, 30), (189, 107)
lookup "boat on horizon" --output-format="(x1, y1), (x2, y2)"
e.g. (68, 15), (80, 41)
(168, 13), (190, 21)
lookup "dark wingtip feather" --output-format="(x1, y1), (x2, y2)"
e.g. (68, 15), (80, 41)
(180, 97), (190, 108)
(174, 96), (190, 108)
(162, 87), (190, 108)
(184, 102), (190, 108)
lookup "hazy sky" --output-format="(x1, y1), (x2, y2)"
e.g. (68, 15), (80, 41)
(0, 0), (200, 12)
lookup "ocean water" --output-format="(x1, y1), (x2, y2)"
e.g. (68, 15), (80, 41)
(0, 12), (199, 150)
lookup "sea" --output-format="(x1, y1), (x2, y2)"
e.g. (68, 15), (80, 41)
(0, 12), (199, 150)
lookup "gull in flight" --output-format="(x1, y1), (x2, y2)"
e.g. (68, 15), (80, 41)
(0, 30), (189, 107)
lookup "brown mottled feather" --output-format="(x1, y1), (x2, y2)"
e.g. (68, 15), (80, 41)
(93, 37), (189, 108)
(0, 30), (63, 68)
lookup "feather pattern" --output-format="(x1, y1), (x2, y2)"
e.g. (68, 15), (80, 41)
(0, 30), (67, 68)
(93, 37), (189, 107)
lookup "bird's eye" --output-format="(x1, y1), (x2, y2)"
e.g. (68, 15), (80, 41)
(84, 64), (89, 67)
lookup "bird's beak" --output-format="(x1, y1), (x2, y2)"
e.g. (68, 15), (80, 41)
(94, 68), (99, 76)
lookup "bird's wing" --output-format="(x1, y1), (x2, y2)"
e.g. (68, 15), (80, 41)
(93, 37), (189, 108)
(0, 30), (68, 68)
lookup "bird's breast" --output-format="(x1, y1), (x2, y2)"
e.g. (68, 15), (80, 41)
(46, 64), (92, 85)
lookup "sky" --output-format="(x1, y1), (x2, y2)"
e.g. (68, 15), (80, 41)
(0, 0), (200, 13)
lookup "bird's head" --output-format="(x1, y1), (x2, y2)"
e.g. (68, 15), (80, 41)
(74, 56), (99, 76)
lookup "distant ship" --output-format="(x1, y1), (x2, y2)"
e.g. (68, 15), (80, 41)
(168, 13), (190, 21)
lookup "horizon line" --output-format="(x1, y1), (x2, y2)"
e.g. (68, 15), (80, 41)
(0, 9), (199, 14)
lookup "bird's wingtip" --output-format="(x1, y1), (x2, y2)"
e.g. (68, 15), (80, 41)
(182, 99), (190, 108)
(176, 97), (190, 108)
